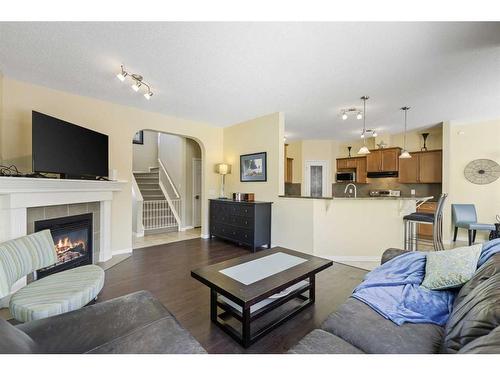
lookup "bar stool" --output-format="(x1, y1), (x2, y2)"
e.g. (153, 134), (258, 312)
(403, 193), (447, 251)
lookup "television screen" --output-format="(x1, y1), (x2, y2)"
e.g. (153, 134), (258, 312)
(32, 111), (109, 178)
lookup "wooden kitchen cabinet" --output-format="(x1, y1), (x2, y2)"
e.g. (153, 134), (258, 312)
(419, 150), (442, 183)
(337, 158), (348, 170)
(336, 156), (367, 183)
(399, 153), (420, 183)
(417, 201), (437, 238)
(398, 150), (442, 183)
(366, 150), (382, 172)
(355, 157), (367, 183)
(366, 148), (401, 172)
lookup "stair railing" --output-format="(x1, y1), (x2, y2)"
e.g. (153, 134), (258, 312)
(132, 175), (145, 237)
(157, 158), (182, 227)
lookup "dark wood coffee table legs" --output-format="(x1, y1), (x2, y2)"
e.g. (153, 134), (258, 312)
(209, 275), (316, 348)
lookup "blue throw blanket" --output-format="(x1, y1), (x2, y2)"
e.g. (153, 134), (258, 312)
(352, 239), (500, 326)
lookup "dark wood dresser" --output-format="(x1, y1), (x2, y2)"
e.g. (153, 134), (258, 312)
(209, 199), (272, 252)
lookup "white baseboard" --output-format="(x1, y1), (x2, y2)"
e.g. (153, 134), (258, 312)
(200, 233), (210, 239)
(324, 256), (381, 262)
(133, 231), (144, 238)
(112, 248), (133, 256)
(180, 226), (194, 231)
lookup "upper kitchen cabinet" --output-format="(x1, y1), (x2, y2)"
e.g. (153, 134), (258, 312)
(336, 156), (367, 183)
(366, 148), (401, 172)
(399, 150), (442, 183)
(419, 150), (442, 183)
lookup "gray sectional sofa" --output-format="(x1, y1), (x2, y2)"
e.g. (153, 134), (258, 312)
(0, 290), (206, 354)
(290, 248), (500, 354)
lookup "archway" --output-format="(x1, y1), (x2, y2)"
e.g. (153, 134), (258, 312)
(131, 129), (204, 249)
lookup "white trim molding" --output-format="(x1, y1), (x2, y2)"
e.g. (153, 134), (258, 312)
(323, 255), (381, 262)
(0, 177), (126, 263)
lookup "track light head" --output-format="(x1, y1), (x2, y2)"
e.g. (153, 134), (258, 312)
(116, 72), (127, 82)
(144, 92), (153, 100)
(131, 82), (141, 92)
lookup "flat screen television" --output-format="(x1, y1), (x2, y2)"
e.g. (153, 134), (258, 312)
(32, 111), (109, 179)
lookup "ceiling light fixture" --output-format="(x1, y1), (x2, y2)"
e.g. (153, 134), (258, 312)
(340, 108), (363, 121)
(399, 106), (412, 159)
(116, 65), (154, 100)
(360, 129), (378, 139)
(358, 96), (371, 155)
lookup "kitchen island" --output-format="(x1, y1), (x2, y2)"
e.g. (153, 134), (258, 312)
(272, 195), (433, 261)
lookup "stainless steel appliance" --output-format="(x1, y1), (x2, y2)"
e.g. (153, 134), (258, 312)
(336, 171), (356, 182)
(369, 190), (401, 197)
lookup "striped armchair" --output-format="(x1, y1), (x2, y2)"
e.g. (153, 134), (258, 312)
(0, 230), (104, 322)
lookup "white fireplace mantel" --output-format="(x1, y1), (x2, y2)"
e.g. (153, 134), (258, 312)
(0, 177), (126, 262)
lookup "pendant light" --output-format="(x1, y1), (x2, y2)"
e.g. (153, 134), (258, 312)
(399, 106), (412, 159)
(357, 96), (370, 155)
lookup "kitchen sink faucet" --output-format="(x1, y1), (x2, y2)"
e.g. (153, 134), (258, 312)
(344, 183), (357, 198)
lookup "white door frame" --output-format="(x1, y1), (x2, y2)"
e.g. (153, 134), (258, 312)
(304, 160), (330, 197)
(192, 158), (202, 228)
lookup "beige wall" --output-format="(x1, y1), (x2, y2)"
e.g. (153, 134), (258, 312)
(443, 120), (500, 243)
(223, 112), (285, 201)
(0, 77), (223, 253)
(338, 138), (376, 158)
(286, 140), (302, 184)
(132, 130), (159, 172)
(389, 124), (443, 152)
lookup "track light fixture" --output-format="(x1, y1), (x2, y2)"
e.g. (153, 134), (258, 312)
(340, 108), (363, 121)
(116, 65), (154, 100)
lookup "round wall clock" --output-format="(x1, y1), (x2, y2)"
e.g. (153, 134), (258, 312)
(464, 159), (500, 185)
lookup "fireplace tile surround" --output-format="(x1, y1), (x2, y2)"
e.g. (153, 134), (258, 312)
(27, 203), (101, 263)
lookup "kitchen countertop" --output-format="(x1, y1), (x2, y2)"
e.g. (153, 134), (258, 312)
(279, 195), (434, 201)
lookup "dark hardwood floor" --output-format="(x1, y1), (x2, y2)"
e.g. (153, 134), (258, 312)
(99, 238), (367, 354)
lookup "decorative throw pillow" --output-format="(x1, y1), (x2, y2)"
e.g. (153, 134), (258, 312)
(422, 244), (482, 290)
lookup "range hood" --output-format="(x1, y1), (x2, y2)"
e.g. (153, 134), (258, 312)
(367, 171), (399, 178)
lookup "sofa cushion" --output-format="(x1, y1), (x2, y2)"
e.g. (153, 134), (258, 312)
(86, 315), (206, 354)
(288, 329), (364, 354)
(18, 290), (180, 353)
(421, 244), (482, 290)
(321, 298), (444, 354)
(443, 254), (500, 353)
(0, 318), (39, 354)
(457, 326), (500, 354)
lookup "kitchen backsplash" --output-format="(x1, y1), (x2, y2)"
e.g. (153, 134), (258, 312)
(332, 178), (442, 200)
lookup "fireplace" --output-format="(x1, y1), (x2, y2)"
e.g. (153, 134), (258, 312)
(35, 213), (93, 279)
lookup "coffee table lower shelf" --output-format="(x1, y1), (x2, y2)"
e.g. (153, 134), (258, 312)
(210, 275), (315, 348)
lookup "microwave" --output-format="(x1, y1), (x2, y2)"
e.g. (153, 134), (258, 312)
(336, 172), (356, 182)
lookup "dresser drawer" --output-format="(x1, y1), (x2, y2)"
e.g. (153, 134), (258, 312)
(227, 215), (253, 228)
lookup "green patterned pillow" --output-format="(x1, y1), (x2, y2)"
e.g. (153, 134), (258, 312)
(421, 244), (482, 290)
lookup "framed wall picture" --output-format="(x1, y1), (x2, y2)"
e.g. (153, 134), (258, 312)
(133, 130), (144, 145)
(240, 152), (267, 182)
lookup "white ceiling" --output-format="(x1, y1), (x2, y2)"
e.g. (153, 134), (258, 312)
(1, 22), (499, 140)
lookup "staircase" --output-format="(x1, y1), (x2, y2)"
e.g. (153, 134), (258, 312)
(133, 167), (178, 234)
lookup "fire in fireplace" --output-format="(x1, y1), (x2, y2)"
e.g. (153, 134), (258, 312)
(35, 213), (93, 279)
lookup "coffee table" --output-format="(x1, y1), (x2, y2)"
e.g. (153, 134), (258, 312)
(191, 247), (332, 347)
